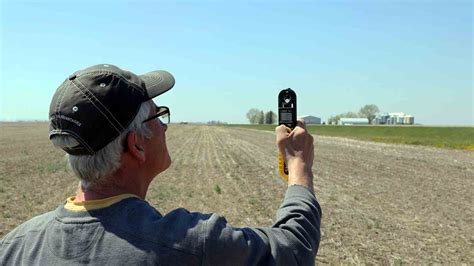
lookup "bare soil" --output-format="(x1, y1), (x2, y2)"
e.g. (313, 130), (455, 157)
(1, 123), (473, 264)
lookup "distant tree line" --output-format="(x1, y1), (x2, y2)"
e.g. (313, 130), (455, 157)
(328, 104), (380, 124)
(246, 108), (276, 124)
(207, 120), (228, 125)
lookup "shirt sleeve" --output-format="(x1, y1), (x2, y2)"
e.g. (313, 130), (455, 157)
(202, 185), (322, 266)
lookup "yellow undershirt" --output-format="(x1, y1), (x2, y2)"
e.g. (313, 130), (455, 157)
(64, 194), (139, 212)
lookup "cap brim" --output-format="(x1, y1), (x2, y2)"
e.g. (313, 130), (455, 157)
(140, 70), (175, 98)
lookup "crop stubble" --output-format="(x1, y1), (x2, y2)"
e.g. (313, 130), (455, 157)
(0, 123), (472, 264)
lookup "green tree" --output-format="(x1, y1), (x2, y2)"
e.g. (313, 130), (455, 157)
(246, 108), (260, 124)
(328, 115), (341, 124)
(359, 104), (379, 124)
(258, 111), (265, 124)
(341, 111), (359, 118)
(265, 111), (276, 124)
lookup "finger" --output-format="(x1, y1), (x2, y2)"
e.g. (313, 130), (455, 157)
(296, 119), (307, 130)
(275, 125), (290, 142)
(275, 124), (290, 135)
(288, 120), (307, 137)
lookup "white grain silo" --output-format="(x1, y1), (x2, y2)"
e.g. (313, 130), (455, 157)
(397, 116), (404, 124)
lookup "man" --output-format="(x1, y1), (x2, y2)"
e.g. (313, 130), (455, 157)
(0, 64), (321, 265)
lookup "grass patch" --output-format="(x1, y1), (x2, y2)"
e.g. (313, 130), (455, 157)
(213, 184), (222, 194)
(39, 161), (67, 174)
(223, 125), (474, 151)
(394, 257), (404, 266)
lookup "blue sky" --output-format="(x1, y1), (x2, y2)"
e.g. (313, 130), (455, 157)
(1, 0), (472, 125)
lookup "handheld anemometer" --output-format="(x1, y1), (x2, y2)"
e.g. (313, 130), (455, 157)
(278, 88), (297, 181)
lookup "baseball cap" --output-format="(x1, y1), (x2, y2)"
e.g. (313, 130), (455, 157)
(49, 64), (175, 155)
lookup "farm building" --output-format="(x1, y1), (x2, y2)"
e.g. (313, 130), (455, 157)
(373, 112), (415, 125)
(338, 118), (369, 125)
(300, 115), (321, 124)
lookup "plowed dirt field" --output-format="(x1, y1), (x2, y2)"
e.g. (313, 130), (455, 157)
(1, 123), (473, 264)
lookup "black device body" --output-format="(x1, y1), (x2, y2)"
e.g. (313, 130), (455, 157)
(278, 88), (297, 129)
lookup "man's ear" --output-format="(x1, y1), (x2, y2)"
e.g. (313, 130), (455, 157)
(126, 131), (146, 163)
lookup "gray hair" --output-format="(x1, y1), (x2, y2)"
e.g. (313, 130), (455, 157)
(51, 101), (153, 189)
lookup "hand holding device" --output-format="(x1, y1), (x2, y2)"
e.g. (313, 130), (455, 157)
(277, 88), (297, 181)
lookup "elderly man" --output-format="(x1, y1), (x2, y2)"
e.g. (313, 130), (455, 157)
(0, 64), (321, 265)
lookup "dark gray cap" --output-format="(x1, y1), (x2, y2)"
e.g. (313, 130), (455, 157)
(49, 64), (175, 155)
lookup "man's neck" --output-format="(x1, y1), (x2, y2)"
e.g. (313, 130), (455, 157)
(74, 186), (144, 203)
(74, 178), (149, 203)
(73, 159), (153, 203)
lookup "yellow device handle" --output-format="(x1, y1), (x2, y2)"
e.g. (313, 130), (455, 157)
(278, 127), (292, 181)
(278, 152), (289, 181)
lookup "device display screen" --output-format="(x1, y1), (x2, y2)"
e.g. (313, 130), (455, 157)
(280, 112), (293, 122)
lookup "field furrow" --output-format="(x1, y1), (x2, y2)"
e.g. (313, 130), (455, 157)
(1, 123), (472, 264)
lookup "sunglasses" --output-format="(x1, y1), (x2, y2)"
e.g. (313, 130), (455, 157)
(142, 105), (170, 124)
